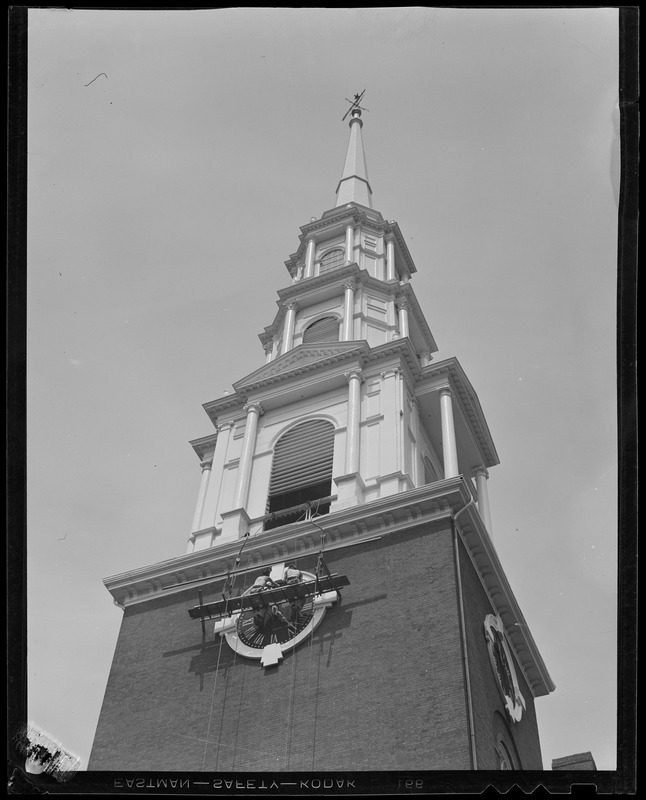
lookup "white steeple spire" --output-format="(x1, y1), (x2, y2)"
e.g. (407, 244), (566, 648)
(335, 106), (373, 209)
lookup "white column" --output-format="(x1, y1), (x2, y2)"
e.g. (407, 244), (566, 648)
(304, 237), (316, 278)
(386, 237), (396, 280)
(233, 403), (263, 511)
(344, 369), (363, 474)
(263, 343), (273, 363)
(439, 387), (459, 478)
(282, 301), (298, 352)
(474, 466), (493, 535)
(191, 459), (213, 531)
(410, 398), (421, 485)
(345, 225), (354, 264)
(396, 297), (410, 339)
(342, 279), (355, 341)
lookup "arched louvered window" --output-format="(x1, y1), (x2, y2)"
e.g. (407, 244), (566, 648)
(302, 316), (340, 345)
(319, 248), (345, 275)
(264, 419), (335, 530)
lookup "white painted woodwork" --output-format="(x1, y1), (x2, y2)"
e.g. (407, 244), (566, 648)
(439, 387), (459, 478)
(233, 404), (263, 510)
(475, 466), (493, 536)
(190, 460), (212, 533)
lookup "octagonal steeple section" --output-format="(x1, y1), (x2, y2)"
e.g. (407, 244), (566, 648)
(257, 106), (438, 372)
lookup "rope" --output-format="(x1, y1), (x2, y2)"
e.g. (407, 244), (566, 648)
(201, 531), (257, 771)
(222, 531), (251, 608)
(283, 619), (299, 769)
(229, 561), (251, 771)
(201, 616), (227, 770)
(304, 594), (317, 771)
(281, 517), (326, 771)
(200, 517), (333, 770)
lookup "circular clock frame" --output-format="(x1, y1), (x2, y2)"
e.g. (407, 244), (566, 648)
(483, 614), (526, 723)
(224, 571), (328, 660)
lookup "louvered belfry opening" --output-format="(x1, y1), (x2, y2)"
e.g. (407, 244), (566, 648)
(319, 248), (345, 275)
(302, 316), (340, 345)
(264, 419), (335, 530)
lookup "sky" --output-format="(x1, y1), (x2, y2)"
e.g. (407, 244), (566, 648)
(25, 7), (623, 774)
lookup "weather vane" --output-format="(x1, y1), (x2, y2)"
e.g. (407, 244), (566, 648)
(342, 90), (369, 121)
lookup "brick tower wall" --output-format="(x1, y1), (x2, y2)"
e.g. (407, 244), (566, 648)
(456, 535), (544, 769)
(90, 520), (478, 771)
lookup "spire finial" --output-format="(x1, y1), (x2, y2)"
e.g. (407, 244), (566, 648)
(336, 90), (373, 208)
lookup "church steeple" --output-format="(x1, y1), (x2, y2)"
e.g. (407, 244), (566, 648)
(335, 105), (373, 209)
(90, 94), (555, 774)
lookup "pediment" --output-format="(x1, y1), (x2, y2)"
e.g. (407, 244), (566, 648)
(233, 341), (368, 391)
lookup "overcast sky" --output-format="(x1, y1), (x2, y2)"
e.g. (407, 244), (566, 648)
(26, 7), (621, 773)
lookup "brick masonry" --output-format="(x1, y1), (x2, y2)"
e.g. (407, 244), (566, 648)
(90, 519), (543, 771)
(456, 536), (544, 769)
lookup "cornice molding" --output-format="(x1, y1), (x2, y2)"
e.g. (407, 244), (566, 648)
(203, 339), (422, 427)
(366, 338), (421, 381)
(102, 476), (553, 698)
(453, 499), (556, 698)
(417, 358), (500, 467)
(278, 263), (361, 304)
(203, 393), (244, 424)
(301, 205), (385, 239)
(104, 480), (466, 607)
(234, 342), (369, 395)
(189, 433), (219, 461)
(283, 212), (417, 281)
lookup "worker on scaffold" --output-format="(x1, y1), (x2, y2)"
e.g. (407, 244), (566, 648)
(281, 563), (304, 621)
(284, 563), (302, 585)
(250, 567), (276, 594)
(248, 567), (278, 628)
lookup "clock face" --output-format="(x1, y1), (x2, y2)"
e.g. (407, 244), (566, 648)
(491, 629), (515, 700)
(484, 614), (526, 723)
(223, 569), (333, 662)
(236, 597), (315, 650)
